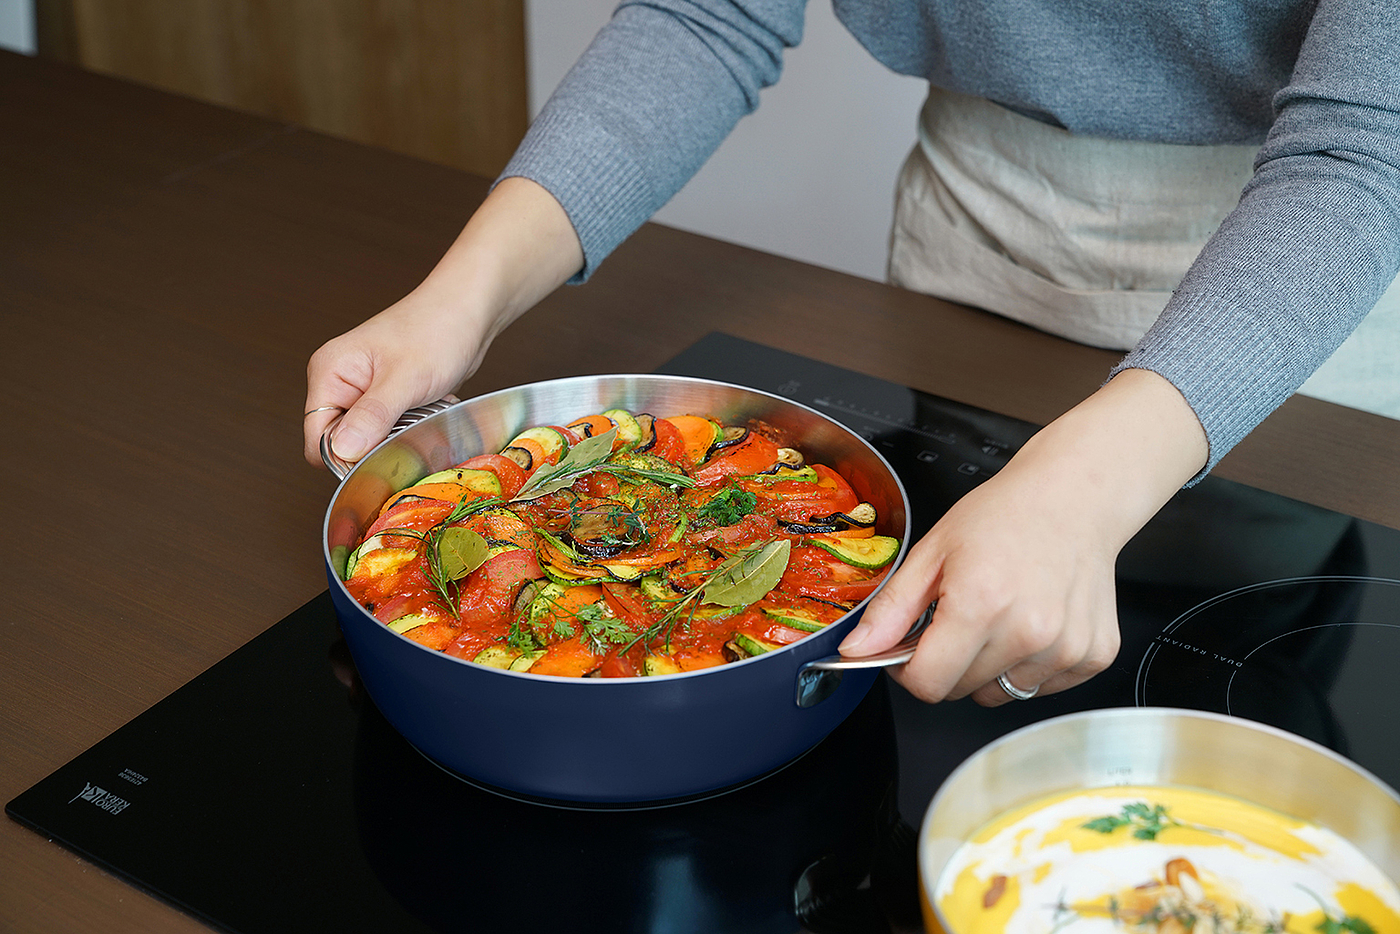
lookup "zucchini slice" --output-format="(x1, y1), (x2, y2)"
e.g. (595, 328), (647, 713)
(749, 465), (819, 484)
(598, 562), (646, 582)
(510, 426), (570, 462)
(472, 645), (522, 669)
(809, 534), (900, 569)
(601, 408), (642, 448)
(415, 467), (504, 496)
(643, 655), (682, 676)
(760, 607), (828, 633)
(347, 545), (418, 581)
(508, 649), (547, 672)
(541, 563), (611, 586)
(638, 575), (681, 604)
(525, 582), (569, 628)
(728, 632), (779, 658)
(387, 613), (432, 635)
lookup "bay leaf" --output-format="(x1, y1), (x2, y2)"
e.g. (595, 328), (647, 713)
(702, 539), (791, 607)
(511, 426), (618, 501)
(437, 527), (489, 581)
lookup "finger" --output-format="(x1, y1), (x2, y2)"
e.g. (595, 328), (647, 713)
(886, 595), (995, 703)
(838, 533), (945, 656)
(328, 392), (401, 464)
(305, 340), (373, 466)
(303, 407), (346, 467)
(964, 610), (1121, 707)
(968, 660), (1056, 708)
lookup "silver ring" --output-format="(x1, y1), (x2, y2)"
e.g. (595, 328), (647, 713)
(997, 672), (1039, 701)
(304, 404), (344, 417)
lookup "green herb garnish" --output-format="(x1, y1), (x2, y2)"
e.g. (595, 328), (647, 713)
(1081, 802), (1181, 841)
(1303, 887), (1377, 934)
(375, 495), (503, 618)
(511, 428), (693, 501)
(576, 601), (636, 655)
(621, 538), (791, 655)
(695, 487), (757, 527)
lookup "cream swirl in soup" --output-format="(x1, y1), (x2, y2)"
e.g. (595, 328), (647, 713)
(934, 785), (1400, 934)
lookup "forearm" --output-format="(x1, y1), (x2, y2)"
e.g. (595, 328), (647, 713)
(411, 177), (584, 349)
(302, 177), (581, 465)
(1013, 367), (1208, 551)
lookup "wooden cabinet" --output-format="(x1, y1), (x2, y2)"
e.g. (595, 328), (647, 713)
(35, 0), (527, 177)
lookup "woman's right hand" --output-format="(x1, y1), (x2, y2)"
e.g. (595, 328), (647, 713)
(303, 289), (485, 466)
(302, 177), (584, 468)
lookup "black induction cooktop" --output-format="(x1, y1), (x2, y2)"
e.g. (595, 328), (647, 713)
(10, 332), (1400, 934)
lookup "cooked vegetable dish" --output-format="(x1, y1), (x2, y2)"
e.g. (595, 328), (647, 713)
(342, 408), (898, 677)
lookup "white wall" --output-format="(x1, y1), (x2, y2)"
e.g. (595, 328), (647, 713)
(0, 0), (34, 54)
(525, 1), (927, 281)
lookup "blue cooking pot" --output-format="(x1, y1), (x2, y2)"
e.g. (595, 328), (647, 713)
(321, 375), (912, 803)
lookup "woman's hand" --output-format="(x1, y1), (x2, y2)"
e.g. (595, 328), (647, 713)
(303, 177), (583, 467)
(839, 368), (1209, 705)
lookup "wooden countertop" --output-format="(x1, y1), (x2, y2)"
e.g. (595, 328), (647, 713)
(2, 49), (1397, 933)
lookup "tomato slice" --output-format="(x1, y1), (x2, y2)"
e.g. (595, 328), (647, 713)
(650, 416), (687, 464)
(778, 544), (888, 602)
(690, 432), (781, 486)
(457, 549), (544, 628)
(363, 500), (454, 540)
(596, 644), (643, 678)
(458, 453), (527, 500)
(761, 464), (860, 520)
(601, 581), (659, 630)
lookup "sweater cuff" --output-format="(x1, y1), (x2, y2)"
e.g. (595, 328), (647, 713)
(1109, 293), (1305, 484)
(498, 107), (659, 284)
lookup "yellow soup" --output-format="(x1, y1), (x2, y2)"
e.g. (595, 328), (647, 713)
(934, 785), (1400, 934)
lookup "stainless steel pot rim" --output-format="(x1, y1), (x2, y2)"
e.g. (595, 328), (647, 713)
(323, 372), (914, 684)
(924, 707), (1400, 817)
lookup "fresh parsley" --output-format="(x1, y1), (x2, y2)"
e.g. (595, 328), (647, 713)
(577, 602), (635, 655)
(1081, 802), (1181, 841)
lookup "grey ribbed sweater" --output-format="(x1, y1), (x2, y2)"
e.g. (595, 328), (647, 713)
(503, 0), (1400, 473)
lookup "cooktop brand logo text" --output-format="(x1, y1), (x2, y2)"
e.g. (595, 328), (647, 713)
(69, 782), (131, 814)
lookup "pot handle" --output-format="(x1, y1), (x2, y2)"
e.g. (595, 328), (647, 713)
(319, 397), (460, 480)
(794, 603), (935, 708)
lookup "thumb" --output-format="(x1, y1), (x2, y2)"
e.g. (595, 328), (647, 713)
(329, 392), (409, 463)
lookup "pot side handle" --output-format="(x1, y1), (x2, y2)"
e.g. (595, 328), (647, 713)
(794, 604), (935, 708)
(319, 397), (460, 480)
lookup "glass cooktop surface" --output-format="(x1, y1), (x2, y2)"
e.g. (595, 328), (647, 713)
(9, 333), (1400, 934)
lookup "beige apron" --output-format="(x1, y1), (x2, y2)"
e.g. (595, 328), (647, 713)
(889, 85), (1400, 419)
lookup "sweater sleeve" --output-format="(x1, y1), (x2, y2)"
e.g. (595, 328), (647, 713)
(499, 0), (808, 281)
(1112, 0), (1400, 478)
